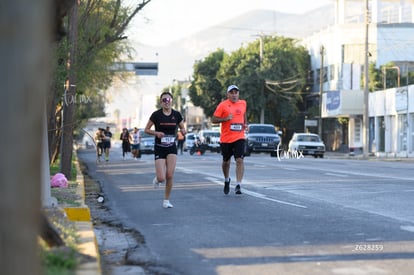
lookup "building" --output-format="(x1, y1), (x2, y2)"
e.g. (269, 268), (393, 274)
(175, 80), (205, 132)
(304, 0), (414, 156)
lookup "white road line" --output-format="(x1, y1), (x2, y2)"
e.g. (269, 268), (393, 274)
(242, 189), (308, 209)
(400, 225), (414, 233)
(283, 167), (299, 171)
(205, 177), (307, 209)
(325, 172), (349, 177)
(296, 166), (414, 181)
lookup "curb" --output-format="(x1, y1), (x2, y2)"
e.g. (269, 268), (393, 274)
(63, 156), (102, 275)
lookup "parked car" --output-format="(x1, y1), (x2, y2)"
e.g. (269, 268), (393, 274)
(184, 133), (207, 155)
(138, 130), (155, 154)
(245, 124), (281, 157)
(198, 130), (221, 153)
(288, 133), (325, 158)
(184, 133), (198, 152)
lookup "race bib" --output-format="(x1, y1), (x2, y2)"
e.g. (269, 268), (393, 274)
(161, 136), (175, 145)
(230, 123), (243, 131)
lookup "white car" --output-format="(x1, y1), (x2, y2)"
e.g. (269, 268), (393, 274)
(184, 133), (199, 152)
(288, 133), (325, 158)
(198, 130), (221, 153)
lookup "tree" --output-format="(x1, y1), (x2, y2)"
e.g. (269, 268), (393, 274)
(189, 49), (227, 117)
(217, 44), (262, 122)
(51, 0), (152, 178)
(368, 62), (383, 92)
(189, 37), (310, 128)
(258, 36), (310, 127)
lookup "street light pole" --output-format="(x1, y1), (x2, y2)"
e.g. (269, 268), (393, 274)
(363, 0), (370, 158)
(259, 36), (264, 124)
(318, 45), (324, 138)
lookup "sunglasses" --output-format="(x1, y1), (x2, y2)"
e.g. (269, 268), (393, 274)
(162, 97), (171, 103)
(161, 97), (172, 103)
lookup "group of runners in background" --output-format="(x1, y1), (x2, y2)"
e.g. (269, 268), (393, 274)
(94, 126), (141, 162)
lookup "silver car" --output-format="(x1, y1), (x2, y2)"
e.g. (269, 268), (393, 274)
(138, 130), (155, 154)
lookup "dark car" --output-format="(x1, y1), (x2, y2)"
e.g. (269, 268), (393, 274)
(138, 130), (155, 154)
(245, 124), (281, 157)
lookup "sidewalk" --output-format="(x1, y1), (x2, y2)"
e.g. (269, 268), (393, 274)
(325, 151), (414, 161)
(59, 158), (102, 275)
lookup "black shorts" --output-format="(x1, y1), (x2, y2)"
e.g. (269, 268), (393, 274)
(154, 144), (177, 160)
(220, 139), (245, 161)
(103, 141), (111, 149)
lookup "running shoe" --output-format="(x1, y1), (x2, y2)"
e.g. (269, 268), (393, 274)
(153, 177), (160, 189)
(224, 178), (230, 195)
(235, 184), (242, 195)
(163, 200), (173, 208)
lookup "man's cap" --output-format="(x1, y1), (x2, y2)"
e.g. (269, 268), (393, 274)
(227, 84), (239, 93)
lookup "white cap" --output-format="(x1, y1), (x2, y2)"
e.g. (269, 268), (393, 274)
(227, 84), (239, 93)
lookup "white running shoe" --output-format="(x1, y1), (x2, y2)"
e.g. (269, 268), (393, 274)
(153, 177), (160, 188)
(163, 200), (173, 208)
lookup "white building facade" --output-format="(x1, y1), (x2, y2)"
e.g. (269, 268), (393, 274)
(304, 0), (414, 156)
(369, 86), (414, 157)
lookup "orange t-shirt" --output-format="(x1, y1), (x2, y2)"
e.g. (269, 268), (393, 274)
(213, 99), (246, 143)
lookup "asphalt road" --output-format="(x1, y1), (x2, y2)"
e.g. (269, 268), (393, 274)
(78, 149), (414, 275)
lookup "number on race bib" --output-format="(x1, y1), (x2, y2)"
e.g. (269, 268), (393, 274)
(230, 123), (243, 131)
(161, 136), (175, 144)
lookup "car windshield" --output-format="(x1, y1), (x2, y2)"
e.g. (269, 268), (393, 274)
(249, 126), (276, 134)
(204, 132), (220, 137)
(297, 135), (320, 142)
(139, 131), (152, 138)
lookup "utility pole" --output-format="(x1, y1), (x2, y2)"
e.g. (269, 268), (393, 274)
(259, 36), (265, 124)
(318, 45), (324, 137)
(363, 0), (370, 158)
(1, 1), (51, 274)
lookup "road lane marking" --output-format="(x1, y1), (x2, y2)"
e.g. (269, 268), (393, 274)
(400, 226), (414, 233)
(242, 189), (308, 209)
(178, 167), (308, 209)
(205, 177), (307, 209)
(283, 167), (299, 171)
(325, 172), (349, 177)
